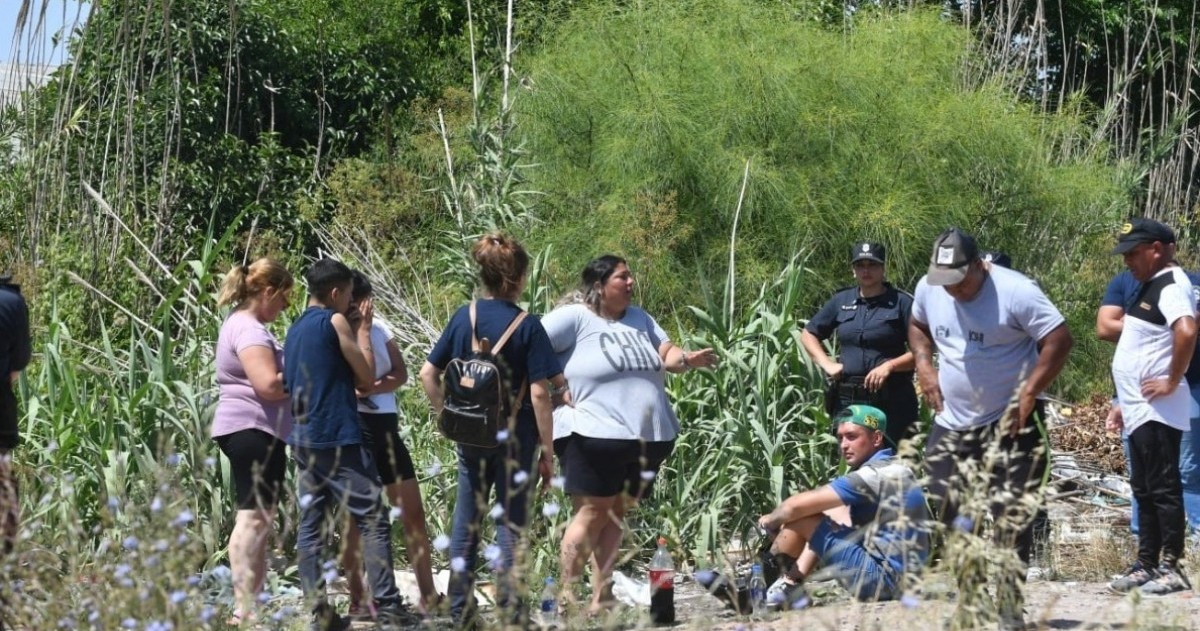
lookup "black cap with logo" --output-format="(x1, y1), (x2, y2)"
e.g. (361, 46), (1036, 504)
(1112, 218), (1176, 254)
(981, 251), (1012, 269)
(850, 242), (886, 264)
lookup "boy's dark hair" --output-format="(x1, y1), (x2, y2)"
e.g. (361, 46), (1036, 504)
(305, 258), (353, 301)
(350, 270), (373, 301)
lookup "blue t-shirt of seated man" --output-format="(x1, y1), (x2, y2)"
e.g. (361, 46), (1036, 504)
(828, 448), (932, 575)
(426, 298), (562, 436)
(1104, 268), (1200, 385)
(284, 306), (362, 449)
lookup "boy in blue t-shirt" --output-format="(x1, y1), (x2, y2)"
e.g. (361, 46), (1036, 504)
(284, 258), (409, 629)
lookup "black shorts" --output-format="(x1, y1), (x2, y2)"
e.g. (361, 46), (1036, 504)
(358, 412), (417, 485)
(553, 435), (674, 500)
(215, 429), (289, 510)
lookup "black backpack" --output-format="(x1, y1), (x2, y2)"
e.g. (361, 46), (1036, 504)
(438, 301), (528, 448)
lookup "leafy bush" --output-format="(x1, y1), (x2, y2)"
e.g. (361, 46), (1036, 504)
(516, 0), (1131, 395)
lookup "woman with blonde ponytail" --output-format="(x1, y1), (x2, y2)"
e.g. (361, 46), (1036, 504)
(213, 258), (294, 626)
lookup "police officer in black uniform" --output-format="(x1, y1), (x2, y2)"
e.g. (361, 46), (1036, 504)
(801, 242), (918, 445)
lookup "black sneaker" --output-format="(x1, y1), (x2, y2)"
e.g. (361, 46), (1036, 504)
(695, 569), (751, 614)
(1139, 563), (1193, 595)
(1108, 561), (1158, 593)
(310, 602), (351, 631)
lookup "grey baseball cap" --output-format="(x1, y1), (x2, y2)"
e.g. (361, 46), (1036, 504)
(927, 228), (979, 286)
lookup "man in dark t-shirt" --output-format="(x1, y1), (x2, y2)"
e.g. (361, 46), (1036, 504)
(0, 273), (31, 561)
(284, 259), (411, 629)
(0, 274), (30, 450)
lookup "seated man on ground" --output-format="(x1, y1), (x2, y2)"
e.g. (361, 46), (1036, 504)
(758, 405), (930, 607)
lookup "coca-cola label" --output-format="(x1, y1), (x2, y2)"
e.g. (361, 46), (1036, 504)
(649, 569), (674, 591)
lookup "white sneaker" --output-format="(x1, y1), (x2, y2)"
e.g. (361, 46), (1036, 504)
(765, 576), (806, 610)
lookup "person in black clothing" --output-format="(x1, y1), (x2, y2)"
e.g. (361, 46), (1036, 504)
(801, 242), (918, 446)
(0, 272), (30, 630)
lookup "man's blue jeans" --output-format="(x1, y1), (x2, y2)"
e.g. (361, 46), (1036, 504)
(448, 422), (538, 623)
(1125, 383), (1200, 534)
(294, 445), (401, 609)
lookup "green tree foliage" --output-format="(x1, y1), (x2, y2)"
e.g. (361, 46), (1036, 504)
(516, 0), (1130, 393)
(950, 0), (1200, 222)
(2, 0), (481, 333)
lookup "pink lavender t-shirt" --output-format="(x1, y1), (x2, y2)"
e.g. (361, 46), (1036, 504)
(213, 310), (293, 440)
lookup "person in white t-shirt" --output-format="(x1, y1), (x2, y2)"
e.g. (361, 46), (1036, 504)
(1106, 218), (1196, 596)
(541, 255), (718, 615)
(908, 228), (1073, 631)
(340, 271), (440, 618)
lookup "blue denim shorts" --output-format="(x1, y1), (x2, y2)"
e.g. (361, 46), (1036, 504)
(809, 517), (900, 601)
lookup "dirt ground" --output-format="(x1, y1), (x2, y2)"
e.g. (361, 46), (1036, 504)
(335, 400), (1199, 630)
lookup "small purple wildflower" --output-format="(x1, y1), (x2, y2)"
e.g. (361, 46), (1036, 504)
(172, 509), (194, 527)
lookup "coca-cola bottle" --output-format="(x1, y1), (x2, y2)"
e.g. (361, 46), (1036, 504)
(648, 536), (675, 624)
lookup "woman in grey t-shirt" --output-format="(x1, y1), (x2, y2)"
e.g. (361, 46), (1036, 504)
(541, 255), (717, 614)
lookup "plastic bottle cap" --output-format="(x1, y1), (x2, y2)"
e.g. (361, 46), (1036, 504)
(545, 577), (555, 585)
(657, 536), (667, 546)
(751, 564), (762, 571)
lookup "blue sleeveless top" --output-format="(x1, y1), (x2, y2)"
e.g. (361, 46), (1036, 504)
(283, 306), (362, 448)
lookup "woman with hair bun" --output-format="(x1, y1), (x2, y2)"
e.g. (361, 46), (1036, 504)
(419, 233), (565, 627)
(541, 254), (717, 614)
(212, 258), (294, 625)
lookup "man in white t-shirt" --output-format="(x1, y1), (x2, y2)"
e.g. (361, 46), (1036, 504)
(908, 228), (1073, 631)
(1106, 218), (1196, 596)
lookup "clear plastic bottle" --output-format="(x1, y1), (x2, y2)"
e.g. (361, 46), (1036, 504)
(749, 563), (767, 614)
(648, 536), (676, 624)
(539, 576), (558, 626)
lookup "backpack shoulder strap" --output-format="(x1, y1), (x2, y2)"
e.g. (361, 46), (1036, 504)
(490, 310), (528, 355)
(468, 300), (482, 352)
(508, 378), (529, 424)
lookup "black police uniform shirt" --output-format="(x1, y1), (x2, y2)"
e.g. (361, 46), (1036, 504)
(804, 282), (914, 379)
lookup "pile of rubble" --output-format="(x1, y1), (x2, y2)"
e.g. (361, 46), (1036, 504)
(1049, 395), (1125, 475)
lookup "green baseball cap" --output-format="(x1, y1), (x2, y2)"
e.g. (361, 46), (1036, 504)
(835, 404), (889, 435)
